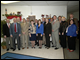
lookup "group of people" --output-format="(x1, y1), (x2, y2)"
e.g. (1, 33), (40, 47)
(3, 13), (79, 52)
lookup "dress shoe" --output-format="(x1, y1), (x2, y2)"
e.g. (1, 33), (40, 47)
(45, 45), (46, 46)
(69, 50), (74, 52)
(27, 47), (29, 49)
(47, 47), (50, 49)
(55, 48), (59, 50)
(34, 47), (35, 48)
(10, 48), (13, 49)
(6, 49), (9, 51)
(18, 48), (20, 50)
(39, 47), (42, 49)
(22, 48), (24, 49)
(52, 46), (55, 47)
(32, 47), (33, 48)
(13, 49), (15, 51)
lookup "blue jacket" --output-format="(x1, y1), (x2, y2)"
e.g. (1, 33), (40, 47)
(66, 24), (77, 37)
(36, 24), (44, 35)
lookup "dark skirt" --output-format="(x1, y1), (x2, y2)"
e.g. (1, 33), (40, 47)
(37, 33), (43, 40)
(30, 34), (36, 41)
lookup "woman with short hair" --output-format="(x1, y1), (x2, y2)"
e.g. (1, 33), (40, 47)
(29, 20), (36, 48)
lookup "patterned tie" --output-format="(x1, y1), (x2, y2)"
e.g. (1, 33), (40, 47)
(14, 23), (16, 32)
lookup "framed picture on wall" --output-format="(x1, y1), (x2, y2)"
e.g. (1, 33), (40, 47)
(28, 15), (36, 22)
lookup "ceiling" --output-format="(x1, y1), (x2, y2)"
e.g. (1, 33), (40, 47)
(1, 1), (79, 13)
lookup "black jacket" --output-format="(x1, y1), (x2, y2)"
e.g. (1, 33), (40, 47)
(44, 22), (52, 34)
(59, 21), (68, 34)
(3, 23), (10, 37)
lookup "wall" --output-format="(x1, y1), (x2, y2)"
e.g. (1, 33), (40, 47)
(1, 6), (67, 20)
(67, 10), (79, 20)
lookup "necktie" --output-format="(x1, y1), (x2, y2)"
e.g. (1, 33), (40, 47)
(14, 23), (16, 32)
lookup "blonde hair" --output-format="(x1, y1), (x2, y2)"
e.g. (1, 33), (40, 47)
(62, 17), (65, 19)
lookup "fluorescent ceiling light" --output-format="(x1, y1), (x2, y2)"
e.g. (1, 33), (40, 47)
(1, 1), (20, 4)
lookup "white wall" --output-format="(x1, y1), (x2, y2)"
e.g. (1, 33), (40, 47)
(67, 10), (79, 21)
(1, 6), (67, 20)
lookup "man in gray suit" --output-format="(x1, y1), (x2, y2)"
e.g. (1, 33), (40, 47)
(10, 18), (21, 51)
(51, 15), (61, 50)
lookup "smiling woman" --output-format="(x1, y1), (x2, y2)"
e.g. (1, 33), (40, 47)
(1, 1), (20, 4)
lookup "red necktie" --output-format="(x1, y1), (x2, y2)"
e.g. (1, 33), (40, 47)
(14, 23), (16, 32)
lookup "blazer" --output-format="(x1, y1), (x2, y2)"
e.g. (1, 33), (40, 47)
(21, 22), (29, 35)
(3, 23), (11, 37)
(36, 24), (44, 35)
(10, 23), (21, 36)
(66, 24), (77, 37)
(44, 22), (52, 34)
(51, 20), (60, 32)
(28, 24), (36, 34)
(67, 18), (78, 31)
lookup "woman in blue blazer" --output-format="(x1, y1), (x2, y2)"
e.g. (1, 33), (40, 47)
(66, 19), (77, 52)
(36, 20), (44, 49)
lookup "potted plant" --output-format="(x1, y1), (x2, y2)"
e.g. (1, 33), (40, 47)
(1, 20), (6, 49)
(1, 41), (6, 49)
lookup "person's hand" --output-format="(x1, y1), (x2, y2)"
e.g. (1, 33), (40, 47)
(19, 34), (21, 36)
(43, 33), (45, 35)
(41, 34), (42, 37)
(10, 35), (13, 37)
(70, 36), (72, 37)
(36, 34), (38, 36)
(4, 35), (6, 38)
(52, 29), (54, 32)
(59, 32), (61, 35)
(49, 34), (51, 36)
(29, 34), (31, 37)
(22, 32), (25, 35)
(76, 31), (78, 34)
(62, 32), (64, 35)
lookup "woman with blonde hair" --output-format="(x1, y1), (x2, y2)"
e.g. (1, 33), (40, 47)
(59, 17), (68, 48)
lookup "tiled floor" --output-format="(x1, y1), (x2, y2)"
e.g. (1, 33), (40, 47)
(1, 45), (64, 59)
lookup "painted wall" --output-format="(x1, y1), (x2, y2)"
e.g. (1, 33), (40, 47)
(1, 6), (67, 20)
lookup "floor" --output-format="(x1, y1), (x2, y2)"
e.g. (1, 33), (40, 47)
(63, 38), (79, 59)
(1, 43), (64, 59)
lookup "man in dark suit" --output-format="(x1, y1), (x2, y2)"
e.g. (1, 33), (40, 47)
(10, 18), (21, 51)
(3, 19), (13, 51)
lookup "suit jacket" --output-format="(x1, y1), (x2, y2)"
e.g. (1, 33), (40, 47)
(44, 22), (52, 34)
(66, 24), (77, 37)
(36, 24), (44, 35)
(67, 18), (78, 31)
(3, 23), (11, 37)
(51, 20), (60, 33)
(10, 23), (21, 36)
(21, 22), (29, 35)
(59, 21), (68, 34)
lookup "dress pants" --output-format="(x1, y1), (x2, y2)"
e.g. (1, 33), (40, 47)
(6, 37), (13, 49)
(52, 32), (61, 48)
(42, 35), (46, 45)
(59, 33), (66, 48)
(45, 33), (50, 47)
(22, 34), (29, 48)
(68, 36), (76, 50)
(12, 33), (20, 49)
